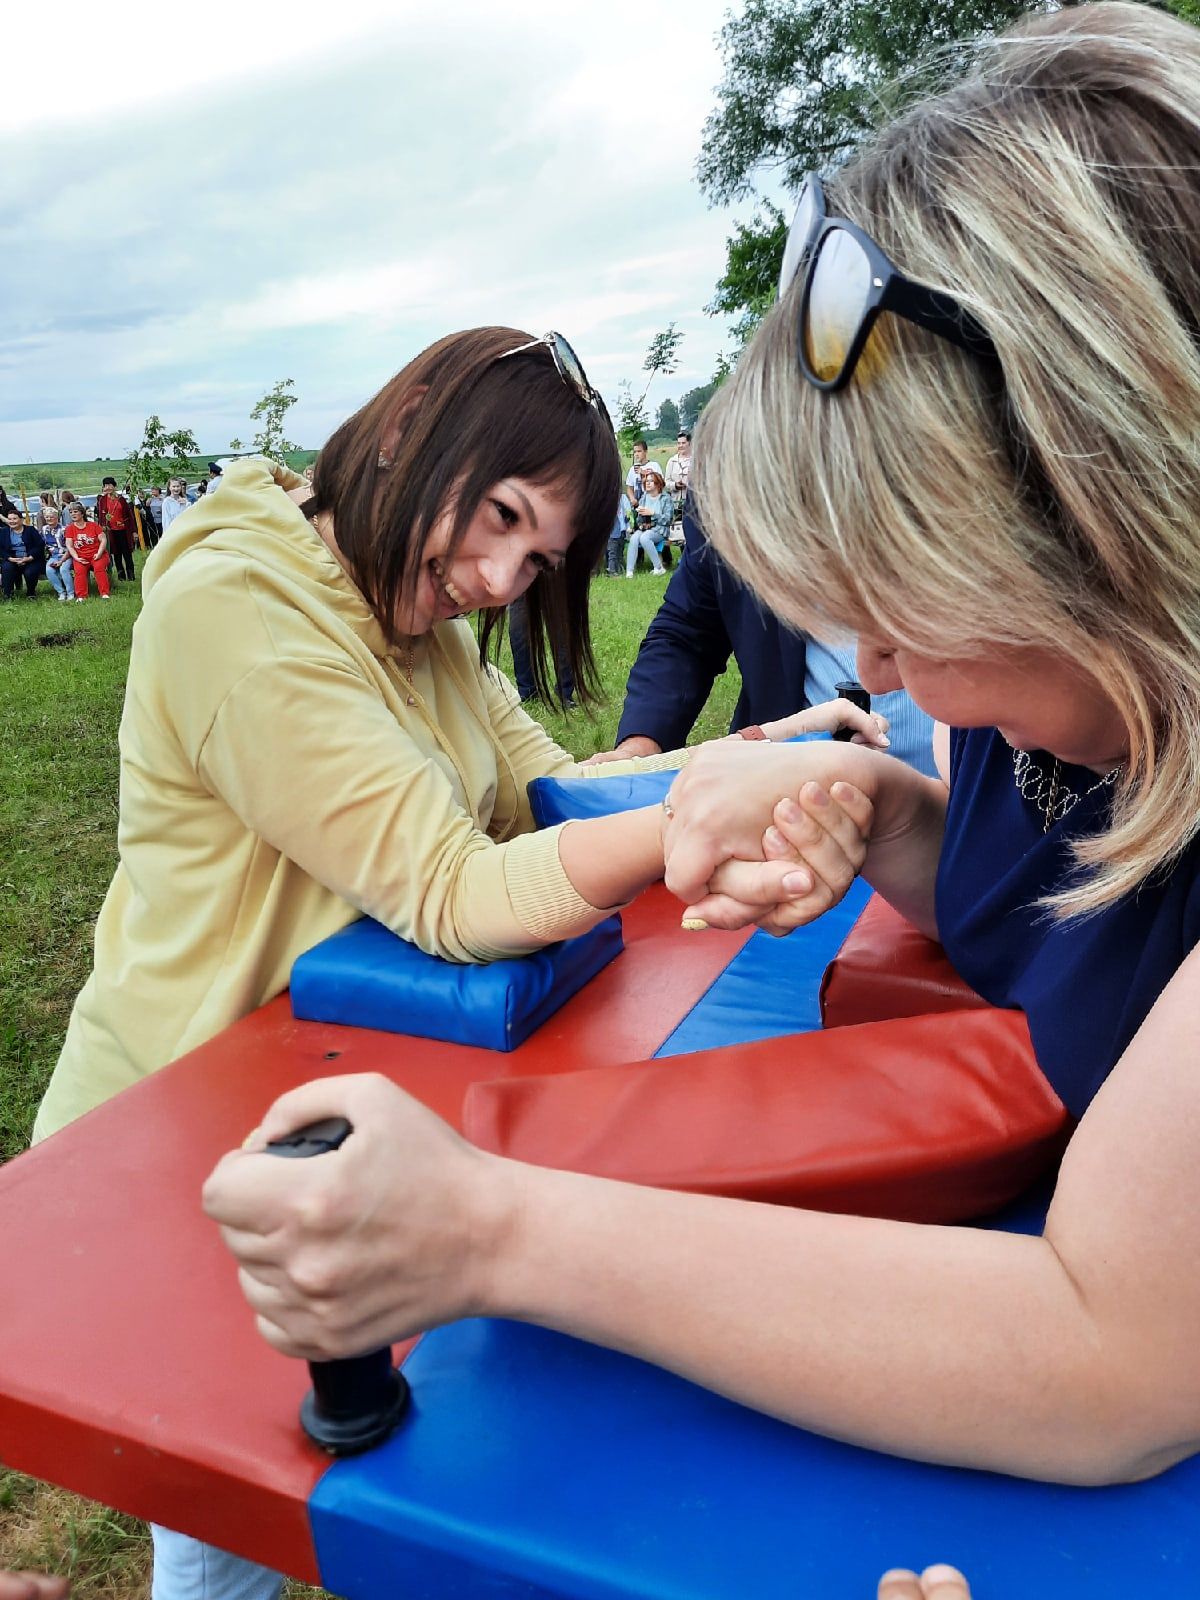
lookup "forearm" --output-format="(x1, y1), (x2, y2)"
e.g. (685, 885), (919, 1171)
(857, 755), (948, 937)
(487, 1163), (1148, 1484)
(557, 804), (664, 910)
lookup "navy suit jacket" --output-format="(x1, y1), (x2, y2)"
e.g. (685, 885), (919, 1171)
(0, 525), (46, 567)
(615, 509), (808, 749)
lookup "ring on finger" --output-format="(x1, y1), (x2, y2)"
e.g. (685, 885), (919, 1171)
(662, 791), (676, 821)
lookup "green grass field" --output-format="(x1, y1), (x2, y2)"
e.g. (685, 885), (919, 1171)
(0, 453), (320, 500)
(0, 552), (738, 1597)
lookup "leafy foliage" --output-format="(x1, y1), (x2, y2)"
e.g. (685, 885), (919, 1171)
(656, 397), (681, 436)
(249, 378), (299, 461)
(678, 381), (721, 433)
(707, 200), (788, 353)
(125, 415), (199, 497)
(697, 0), (1043, 206)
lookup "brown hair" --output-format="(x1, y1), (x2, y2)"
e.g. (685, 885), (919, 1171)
(308, 327), (620, 706)
(697, 1), (1200, 916)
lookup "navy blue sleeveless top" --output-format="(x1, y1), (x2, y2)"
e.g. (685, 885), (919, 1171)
(936, 727), (1200, 1117)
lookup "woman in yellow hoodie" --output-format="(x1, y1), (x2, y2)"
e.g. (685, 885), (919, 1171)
(36, 326), (880, 1600)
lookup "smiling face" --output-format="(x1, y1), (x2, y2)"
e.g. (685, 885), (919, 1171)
(396, 477), (575, 637)
(6, 511), (22, 533)
(856, 637), (1129, 772)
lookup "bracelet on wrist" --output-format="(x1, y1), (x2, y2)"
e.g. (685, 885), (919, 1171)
(737, 725), (768, 742)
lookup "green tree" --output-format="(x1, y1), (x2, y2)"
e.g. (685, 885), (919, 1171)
(697, 0), (1045, 348)
(615, 326), (686, 452)
(656, 397), (680, 436)
(707, 200), (788, 354)
(229, 436), (244, 453)
(126, 414), (199, 498)
(698, 0), (1041, 205)
(679, 381), (720, 433)
(249, 378), (299, 461)
(614, 380), (650, 456)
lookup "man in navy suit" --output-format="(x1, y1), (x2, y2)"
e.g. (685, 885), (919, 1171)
(591, 508), (936, 775)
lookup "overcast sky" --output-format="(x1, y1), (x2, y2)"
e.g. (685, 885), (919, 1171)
(1, 0), (782, 466)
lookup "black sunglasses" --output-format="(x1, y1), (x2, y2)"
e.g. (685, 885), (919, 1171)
(499, 331), (612, 427)
(779, 173), (999, 392)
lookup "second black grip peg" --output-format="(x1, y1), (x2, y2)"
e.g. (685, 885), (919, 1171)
(832, 679), (871, 741)
(265, 1115), (411, 1456)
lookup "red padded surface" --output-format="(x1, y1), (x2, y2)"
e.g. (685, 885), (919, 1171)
(465, 1008), (1071, 1223)
(0, 887), (748, 1579)
(821, 895), (989, 1027)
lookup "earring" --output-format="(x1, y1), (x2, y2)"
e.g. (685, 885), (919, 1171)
(377, 451), (392, 469)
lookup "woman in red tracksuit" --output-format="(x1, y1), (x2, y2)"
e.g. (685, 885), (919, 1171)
(64, 501), (111, 600)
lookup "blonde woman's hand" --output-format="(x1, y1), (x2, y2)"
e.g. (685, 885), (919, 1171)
(878, 1565), (972, 1600)
(662, 738), (878, 910)
(677, 779), (874, 934)
(759, 697), (891, 751)
(202, 1074), (513, 1360)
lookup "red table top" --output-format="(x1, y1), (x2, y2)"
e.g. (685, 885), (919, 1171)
(0, 889), (748, 1582)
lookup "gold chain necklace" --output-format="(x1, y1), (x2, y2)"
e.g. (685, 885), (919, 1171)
(1011, 749), (1120, 834)
(403, 641), (416, 707)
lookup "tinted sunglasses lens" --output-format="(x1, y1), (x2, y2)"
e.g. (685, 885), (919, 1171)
(778, 181), (818, 299)
(549, 333), (590, 403)
(803, 227), (874, 384)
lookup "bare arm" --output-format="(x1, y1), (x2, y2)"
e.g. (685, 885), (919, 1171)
(206, 940), (1200, 1486)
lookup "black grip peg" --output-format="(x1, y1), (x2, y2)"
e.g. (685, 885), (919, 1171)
(832, 680), (871, 741)
(265, 1116), (410, 1455)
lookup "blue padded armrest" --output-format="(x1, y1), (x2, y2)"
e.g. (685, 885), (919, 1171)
(529, 733), (830, 827)
(290, 915), (623, 1052)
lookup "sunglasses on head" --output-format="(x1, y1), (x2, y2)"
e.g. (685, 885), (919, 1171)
(778, 173), (999, 391)
(499, 331), (612, 427)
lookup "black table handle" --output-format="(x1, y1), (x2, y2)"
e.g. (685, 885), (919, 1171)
(832, 680), (871, 741)
(265, 1116), (410, 1455)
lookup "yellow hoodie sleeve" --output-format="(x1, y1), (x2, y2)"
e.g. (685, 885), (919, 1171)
(190, 649), (606, 963)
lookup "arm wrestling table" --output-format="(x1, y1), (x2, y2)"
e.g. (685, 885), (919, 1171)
(2, 879), (1198, 1600)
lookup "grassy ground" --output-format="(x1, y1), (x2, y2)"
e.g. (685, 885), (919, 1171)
(0, 453), (319, 501)
(0, 556), (739, 1596)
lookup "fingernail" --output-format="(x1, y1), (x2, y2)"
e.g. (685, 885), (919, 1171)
(877, 733), (890, 746)
(241, 1126), (262, 1150)
(681, 916), (708, 931)
(781, 870), (811, 894)
(778, 798), (801, 823)
(764, 826), (786, 852)
(830, 782), (854, 801)
(804, 783), (829, 807)
(921, 1564), (967, 1585)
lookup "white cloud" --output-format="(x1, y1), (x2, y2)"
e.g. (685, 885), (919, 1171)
(2, 0), (773, 461)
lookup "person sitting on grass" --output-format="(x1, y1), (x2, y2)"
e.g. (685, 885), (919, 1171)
(1, 509), (45, 599)
(625, 464), (670, 577)
(40, 507), (74, 603)
(63, 500), (110, 601)
(207, 0), (1200, 1525)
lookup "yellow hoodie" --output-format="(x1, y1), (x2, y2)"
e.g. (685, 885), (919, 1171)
(34, 459), (644, 1140)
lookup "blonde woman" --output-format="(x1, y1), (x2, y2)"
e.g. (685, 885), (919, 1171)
(207, 2), (1200, 1497)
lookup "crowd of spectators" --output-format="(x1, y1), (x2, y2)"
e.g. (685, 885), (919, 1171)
(0, 465), (230, 604)
(605, 432), (691, 577)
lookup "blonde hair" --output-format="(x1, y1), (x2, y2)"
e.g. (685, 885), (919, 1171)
(696, 1), (1200, 917)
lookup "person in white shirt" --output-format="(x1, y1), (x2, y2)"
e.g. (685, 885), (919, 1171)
(161, 478), (190, 533)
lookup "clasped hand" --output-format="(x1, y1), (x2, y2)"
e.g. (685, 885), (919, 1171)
(661, 735), (877, 936)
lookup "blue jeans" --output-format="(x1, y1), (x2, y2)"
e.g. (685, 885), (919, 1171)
(150, 1526), (283, 1600)
(508, 595), (574, 705)
(46, 559), (73, 600)
(625, 528), (664, 575)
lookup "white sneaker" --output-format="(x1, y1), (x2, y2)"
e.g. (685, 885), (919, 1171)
(101, 593), (111, 600)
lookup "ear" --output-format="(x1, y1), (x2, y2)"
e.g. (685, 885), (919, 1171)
(378, 385), (430, 465)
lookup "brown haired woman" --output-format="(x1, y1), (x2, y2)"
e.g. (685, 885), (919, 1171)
(208, 0), (1200, 1552)
(34, 326), (878, 1600)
